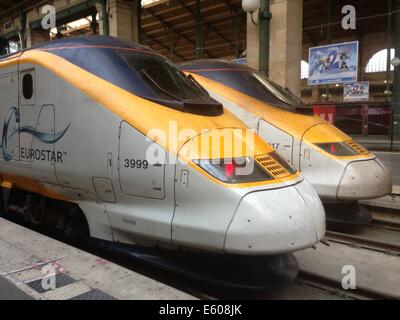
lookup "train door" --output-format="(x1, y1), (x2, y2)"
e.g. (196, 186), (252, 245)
(113, 121), (174, 243)
(19, 69), (58, 184)
(29, 104), (58, 184)
(257, 119), (294, 166)
(0, 67), (19, 163)
(118, 121), (165, 199)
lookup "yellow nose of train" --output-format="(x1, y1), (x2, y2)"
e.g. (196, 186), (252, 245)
(301, 124), (392, 200)
(179, 60), (392, 204)
(172, 128), (326, 255)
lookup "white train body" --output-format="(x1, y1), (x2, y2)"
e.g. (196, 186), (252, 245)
(0, 36), (325, 255)
(181, 60), (392, 202)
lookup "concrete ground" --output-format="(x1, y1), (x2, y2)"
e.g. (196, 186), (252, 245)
(374, 152), (400, 186)
(2, 216), (399, 300)
(354, 135), (400, 152)
(357, 151), (400, 208)
(0, 218), (194, 300)
(295, 241), (400, 298)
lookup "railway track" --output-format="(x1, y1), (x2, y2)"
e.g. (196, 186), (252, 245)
(3, 208), (399, 300)
(297, 271), (399, 300)
(326, 207), (400, 256)
(371, 209), (400, 229)
(63, 207), (400, 300)
(0, 216), (359, 300)
(195, 269), (400, 300)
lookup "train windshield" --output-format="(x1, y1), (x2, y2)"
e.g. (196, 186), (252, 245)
(121, 52), (222, 115)
(196, 69), (309, 113)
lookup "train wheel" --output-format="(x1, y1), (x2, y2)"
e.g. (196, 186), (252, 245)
(0, 187), (5, 218)
(28, 196), (46, 226)
(0, 187), (11, 219)
(64, 207), (90, 244)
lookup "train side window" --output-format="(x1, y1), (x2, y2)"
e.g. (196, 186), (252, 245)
(23, 74), (33, 99)
(20, 70), (35, 105)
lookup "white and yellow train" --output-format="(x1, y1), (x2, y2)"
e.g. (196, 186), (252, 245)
(180, 60), (392, 224)
(0, 35), (325, 272)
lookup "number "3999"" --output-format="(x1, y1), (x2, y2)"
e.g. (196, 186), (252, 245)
(124, 159), (149, 169)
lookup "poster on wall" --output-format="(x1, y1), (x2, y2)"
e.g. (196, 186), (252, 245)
(308, 41), (359, 85)
(343, 81), (369, 102)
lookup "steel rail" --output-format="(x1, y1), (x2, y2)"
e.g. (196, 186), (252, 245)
(326, 229), (400, 256)
(298, 270), (399, 300)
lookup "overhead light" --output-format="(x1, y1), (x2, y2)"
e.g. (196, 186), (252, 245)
(242, 0), (260, 13)
(391, 56), (400, 67)
(384, 80), (387, 84)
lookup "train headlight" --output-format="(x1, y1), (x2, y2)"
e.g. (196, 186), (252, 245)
(315, 142), (359, 156)
(193, 156), (274, 183)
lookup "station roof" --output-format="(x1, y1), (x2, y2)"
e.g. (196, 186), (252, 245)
(0, 0), (392, 62)
(303, 0), (390, 45)
(141, 0), (246, 62)
(142, 0), (390, 62)
(0, 0), (29, 15)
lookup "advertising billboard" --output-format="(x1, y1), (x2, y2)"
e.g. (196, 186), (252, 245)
(308, 41), (359, 85)
(343, 81), (369, 102)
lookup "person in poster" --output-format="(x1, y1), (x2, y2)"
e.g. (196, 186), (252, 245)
(339, 47), (351, 70)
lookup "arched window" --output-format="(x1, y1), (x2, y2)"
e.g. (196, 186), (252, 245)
(301, 60), (309, 79)
(365, 49), (395, 73)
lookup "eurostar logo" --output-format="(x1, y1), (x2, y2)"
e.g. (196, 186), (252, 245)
(1, 107), (70, 161)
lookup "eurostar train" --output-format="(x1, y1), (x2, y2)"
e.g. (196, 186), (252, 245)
(0, 36), (325, 266)
(180, 60), (392, 224)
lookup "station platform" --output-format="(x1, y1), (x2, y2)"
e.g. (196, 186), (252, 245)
(360, 151), (400, 209)
(374, 152), (400, 187)
(353, 135), (400, 152)
(0, 218), (194, 300)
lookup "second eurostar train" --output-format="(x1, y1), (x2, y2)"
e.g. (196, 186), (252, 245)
(0, 35), (325, 279)
(180, 60), (392, 223)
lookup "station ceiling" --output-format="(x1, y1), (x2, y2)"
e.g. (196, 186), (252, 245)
(0, 0), (393, 62)
(0, 0), (32, 14)
(303, 0), (390, 45)
(141, 0), (246, 62)
(143, 0), (391, 62)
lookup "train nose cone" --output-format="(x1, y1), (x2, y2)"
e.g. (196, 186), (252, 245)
(337, 159), (392, 200)
(224, 180), (326, 255)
